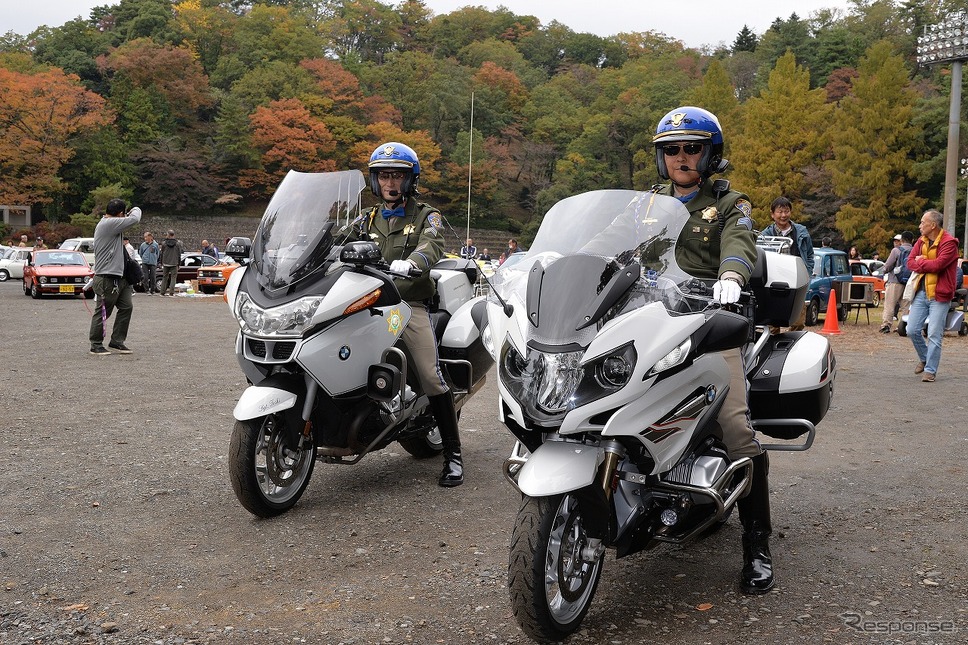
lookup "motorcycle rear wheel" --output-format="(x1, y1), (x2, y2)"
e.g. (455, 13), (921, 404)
(229, 415), (315, 517)
(509, 493), (604, 641)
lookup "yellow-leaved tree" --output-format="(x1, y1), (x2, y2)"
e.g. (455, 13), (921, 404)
(729, 51), (833, 228)
(828, 40), (924, 251)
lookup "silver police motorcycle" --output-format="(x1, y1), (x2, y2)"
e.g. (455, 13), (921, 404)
(485, 189), (836, 640)
(225, 170), (492, 517)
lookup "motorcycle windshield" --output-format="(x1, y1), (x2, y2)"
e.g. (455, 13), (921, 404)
(252, 170), (367, 293)
(491, 190), (705, 347)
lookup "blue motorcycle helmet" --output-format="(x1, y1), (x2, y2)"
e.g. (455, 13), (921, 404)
(368, 142), (421, 198)
(652, 106), (728, 181)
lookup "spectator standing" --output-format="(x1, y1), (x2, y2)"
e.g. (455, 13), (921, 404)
(18, 234), (28, 247)
(201, 239), (219, 259)
(33, 237), (48, 251)
(760, 196), (814, 331)
(88, 199), (142, 355)
(848, 246), (861, 260)
(459, 237), (477, 260)
(906, 210), (959, 382)
(122, 236), (136, 259)
(479, 248), (491, 261)
(159, 230), (184, 297)
(879, 231), (913, 333)
(139, 232), (160, 295)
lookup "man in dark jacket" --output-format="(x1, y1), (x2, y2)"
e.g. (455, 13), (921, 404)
(159, 230), (184, 297)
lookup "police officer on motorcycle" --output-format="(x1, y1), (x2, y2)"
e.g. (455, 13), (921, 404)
(652, 106), (775, 594)
(345, 142), (464, 487)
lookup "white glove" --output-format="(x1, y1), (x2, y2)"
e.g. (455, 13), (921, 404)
(712, 279), (742, 304)
(390, 259), (414, 275)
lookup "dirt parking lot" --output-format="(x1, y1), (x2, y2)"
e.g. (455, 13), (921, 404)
(2, 285), (967, 644)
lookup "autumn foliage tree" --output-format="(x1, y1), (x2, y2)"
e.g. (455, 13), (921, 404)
(0, 66), (112, 207)
(239, 98), (337, 198)
(828, 40), (924, 251)
(730, 51), (832, 226)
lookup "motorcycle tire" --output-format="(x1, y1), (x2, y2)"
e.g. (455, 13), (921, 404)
(509, 493), (604, 642)
(229, 414), (315, 518)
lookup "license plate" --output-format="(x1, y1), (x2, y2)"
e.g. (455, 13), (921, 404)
(59, 285), (75, 293)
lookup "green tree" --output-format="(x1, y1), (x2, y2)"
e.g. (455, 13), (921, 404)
(732, 25), (757, 53)
(687, 59), (739, 149)
(828, 40), (924, 250)
(730, 51), (833, 226)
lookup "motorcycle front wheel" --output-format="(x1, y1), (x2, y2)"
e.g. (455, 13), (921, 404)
(229, 414), (315, 517)
(509, 493), (604, 641)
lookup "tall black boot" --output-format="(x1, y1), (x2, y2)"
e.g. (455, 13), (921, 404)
(737, 451), (774, 594)
(428, 392), (463, 487)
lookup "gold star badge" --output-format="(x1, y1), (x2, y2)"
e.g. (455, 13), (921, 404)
(387, 308), (402, 336)
(402, 224), (416, 235)
(701, 206), (719, 223)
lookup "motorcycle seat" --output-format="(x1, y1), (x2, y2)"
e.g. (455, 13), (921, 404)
(429, 311), (451, 343)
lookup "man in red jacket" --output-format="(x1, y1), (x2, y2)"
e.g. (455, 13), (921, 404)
(906, 209), (959, 382)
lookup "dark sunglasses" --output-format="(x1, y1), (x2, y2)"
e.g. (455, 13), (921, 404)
(377, 171), (406, 180)
(662, 143), (703, 156)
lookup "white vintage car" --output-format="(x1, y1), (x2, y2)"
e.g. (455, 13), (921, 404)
(58, 237), (96, 265)
(0, 247), (32, 281)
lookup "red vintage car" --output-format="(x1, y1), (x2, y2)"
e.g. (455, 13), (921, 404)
(23, 250), (94, 299)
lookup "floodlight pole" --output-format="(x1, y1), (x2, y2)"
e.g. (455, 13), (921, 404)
(943, 61), (962, 237)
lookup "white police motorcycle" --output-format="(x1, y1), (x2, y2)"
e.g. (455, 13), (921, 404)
(225, 170), (492, 517)
(485, 190), (836, 640)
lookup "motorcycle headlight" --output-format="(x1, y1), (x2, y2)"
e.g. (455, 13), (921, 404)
(647, 338), (691, 377)
(570, 342), (637, 410)
(500, 342), (584, 420)
(236, 292), (323, 337)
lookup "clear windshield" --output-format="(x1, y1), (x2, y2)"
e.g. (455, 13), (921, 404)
(252, 170), (367, 293)
(491, 190), (709, 338)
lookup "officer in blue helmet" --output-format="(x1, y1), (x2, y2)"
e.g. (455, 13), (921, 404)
(344, 142), (464, 487)
(652, 107), (773, 595)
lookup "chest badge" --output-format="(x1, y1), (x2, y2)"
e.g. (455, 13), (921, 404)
(402, 224), (416, 235)
(701, 206), (719, 223)
(387, 308), (403, 336)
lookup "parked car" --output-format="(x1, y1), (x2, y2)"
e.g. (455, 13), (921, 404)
(196, 258), (243, 294)
(58, 238), (96, 266)
(0, 247), (32, 281)
(224, 237), (252, 263)
(22, 250), (94, 299)
(155, 252), (222, 292)
(857, 258), (886, 276)
(804, 247), (851, 326)
(849, 260), (886, 307)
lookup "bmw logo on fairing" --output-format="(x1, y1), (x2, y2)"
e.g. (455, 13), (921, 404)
(339, 346), (351, 360)
(705, 385), (717, 403)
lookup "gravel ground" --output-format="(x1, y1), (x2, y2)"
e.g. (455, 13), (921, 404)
(1, 285), (967, 645)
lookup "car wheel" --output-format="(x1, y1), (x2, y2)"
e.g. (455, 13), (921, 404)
(871, 292), (881, 308)
(837, 305), (849, 322)
(805, 298), (820, 326)
(30, 283), (42, 299)
(0, 269), (9, 282)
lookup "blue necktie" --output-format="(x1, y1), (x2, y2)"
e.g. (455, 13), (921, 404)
(382, 206), (405, 219)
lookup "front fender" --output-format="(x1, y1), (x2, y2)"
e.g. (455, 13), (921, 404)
(517, 441), (604, 497)
(233, 386), (297, 421)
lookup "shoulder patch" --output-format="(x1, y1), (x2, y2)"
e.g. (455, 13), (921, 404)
(352, 213), (366, 225)
(427, 213), (443, 229)
(736, 216), (754, 231)
(735, 199), (752, 218)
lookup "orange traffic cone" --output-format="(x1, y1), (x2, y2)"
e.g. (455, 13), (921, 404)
(820, 288), (841, 335)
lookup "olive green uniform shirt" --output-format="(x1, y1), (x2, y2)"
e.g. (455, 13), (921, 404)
(342, 199), (445, 302)
(656, 180), (757, 284)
